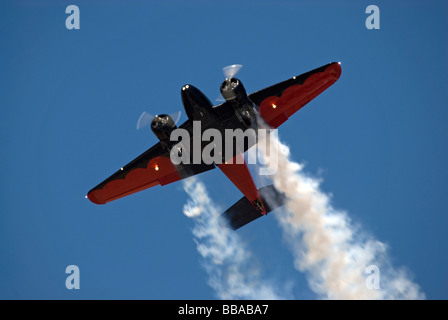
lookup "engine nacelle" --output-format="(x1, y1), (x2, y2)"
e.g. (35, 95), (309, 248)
(220, 78), (255, 128)
(151, 114), (177, 150)
(220, 77), (249, 103)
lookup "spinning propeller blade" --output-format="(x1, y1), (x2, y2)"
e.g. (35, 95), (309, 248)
(222, 64), (243, 79)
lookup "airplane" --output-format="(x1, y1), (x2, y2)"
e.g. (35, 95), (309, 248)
(87, 62), (342, 229)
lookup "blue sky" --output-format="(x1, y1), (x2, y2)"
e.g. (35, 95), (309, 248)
(0, 0), (447, 299)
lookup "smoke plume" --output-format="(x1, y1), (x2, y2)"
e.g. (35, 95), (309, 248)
(256, 124), (425, 300)
(182, 178), (285, 299)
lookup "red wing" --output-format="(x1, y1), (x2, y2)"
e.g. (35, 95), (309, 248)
(250, 62), (341, 128)
(87, 142), (214, 204)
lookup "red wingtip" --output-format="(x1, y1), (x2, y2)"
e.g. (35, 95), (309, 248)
(330, 61), (342, 79)
(86, 191), (105, 205)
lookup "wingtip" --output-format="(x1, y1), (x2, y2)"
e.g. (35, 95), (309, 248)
(329, 61), (342, 78)
(86, 190), (105, 205)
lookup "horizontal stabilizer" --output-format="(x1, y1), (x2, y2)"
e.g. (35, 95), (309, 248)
(221, 185), (286, 230)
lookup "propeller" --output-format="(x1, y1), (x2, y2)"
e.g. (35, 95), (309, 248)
(136, 111), (154, 130)
(222, 64), (243, 80)
(216, 64), (243, 102)
(136, 111), (182, 130)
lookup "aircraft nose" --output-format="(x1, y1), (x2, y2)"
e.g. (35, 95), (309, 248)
(180, 84), (196, 104)
(181, 84), (213, 107)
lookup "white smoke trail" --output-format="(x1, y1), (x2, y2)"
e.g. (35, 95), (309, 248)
(256, 127), (425, 300)
(182, 178), (285, 300)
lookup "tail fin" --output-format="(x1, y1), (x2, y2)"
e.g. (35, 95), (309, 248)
(221, 185), (286, 230)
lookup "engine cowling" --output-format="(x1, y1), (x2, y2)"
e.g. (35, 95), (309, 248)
(220, 78), (255, 128)
(220, 77), (248, 103)
(151, 114), (177, 150)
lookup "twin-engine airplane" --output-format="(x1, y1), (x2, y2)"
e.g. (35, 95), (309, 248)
(87, 62), (342, 229)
